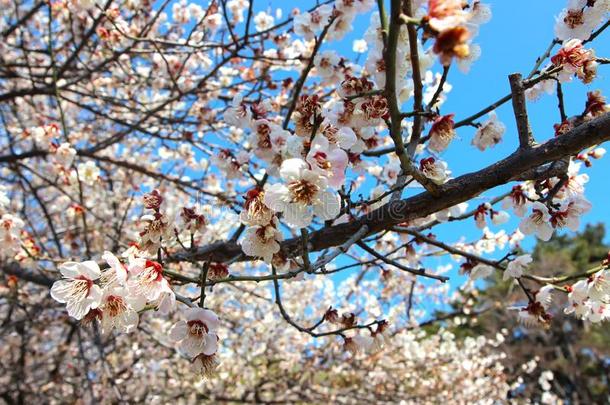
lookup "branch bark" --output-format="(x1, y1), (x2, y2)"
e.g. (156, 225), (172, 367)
(509, 73), (535, 148)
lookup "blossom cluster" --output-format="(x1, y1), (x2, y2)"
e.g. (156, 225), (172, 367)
(2, 0), (609, 397)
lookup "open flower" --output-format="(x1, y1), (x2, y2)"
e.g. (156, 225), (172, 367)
(420, 157), (449, 184)
(306, 135), (349, 189)
(127, 260), (173, 302)
(503, 254), (532, 280)
(240, 218), (283, 263)
(502, 185), (529, 217)
(0, 214), (24, 255)
(472, 112), (505, 151)
(519, 202), (554, 241)
(51, 261), (103, 320)
(564, 279), (591, 319)
(551, 39), (597, 83)
(240, 187), (275, 226)
(264, 159), (340, 228)
(343, 334), (373, 355)
(138, 213), (173, 253)
(169, 308), (220, 358)
(99, 286), (146, 334)
(76, 161), (100, 186)
(588, 269), (610, 302)
(224, 94), (252, 128)
(554, 2), (607, 42)
(54, 142), (77, 169)
(428, 114), (456, 153)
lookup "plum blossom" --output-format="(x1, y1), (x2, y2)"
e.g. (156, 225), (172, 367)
(428, 114), (456, 153)
(99, 286), (145, 334)
(519, 202), (554, 241)
(588, 269), (610, 302)
(511, 285), (554, 328)
(77, 161), (100, 185)
(224, 95), (253, 128)
(192, 353), (220, 378)
(138, 212), (173, 253)
(314, 50), (341, 80)
(420, 157), (449, 184)
(550, 197), (591, 231)
(502, 185), (529, 217)
(127, 260), (173, 302)
(551, 39), (597, 83)
(583, 90), (609, 118)
(240, 188), (274, 226)
(554, 0), (608, 41)
(169, 307), (220, 358)
(343, 334), (373, 354)
(306, 135), (349, 189)
(211, 149), (249, 179)
(352, 39), (368, 53)
(564, 279), (591, 318)
(53, 142), (77, 168)
(0, 214), (24, 255)
(50, 261), (103, 320)
(503, 254), (532, 281)
(264, 158), (340, 228)
(254, 11), (274, 32)
(293, 5), (332, 40)
(472, 112), (505, 151)
(240, 218), (282, 263)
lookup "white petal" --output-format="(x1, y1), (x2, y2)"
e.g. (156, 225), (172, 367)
(181, 336), (204, 358)
(283, 203), (312, 228)
(201, 333), (218, 355)
(50, 280), (74, 303)
(126, 294), (147, 312)
(88, 284), (103, 308)
(168, 320), (188, 341)
(263, 184), (289, 213)
(536, 223), (554, 241)
(313, 190), (340, 220)
(519, 218), (535, 235)
(338, 127), (357, 149)
(279, 158), (307, 181)
(79, 261), (101, 280)
(186, 307), (206, 322)
(122, 310), (139, 333)
(59, 262), (81, 278)
(200, 309), (220, 332)
(66, 299), (91, 320)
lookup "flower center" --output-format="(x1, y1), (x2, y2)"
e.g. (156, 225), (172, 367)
(70, 277), (92, 300)
(288, 179), (319, 204)
(312, 152), (332, 170)
(550, 211), (568, 228)
(187, 320), (209, 336)
(531, 209), (545, 225)
(564, 9), (584, 28)
(105, 295), (127, 317)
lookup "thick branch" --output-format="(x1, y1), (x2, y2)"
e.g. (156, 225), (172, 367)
(173, 112), (610, 263)
(509, 73), (535, 148)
